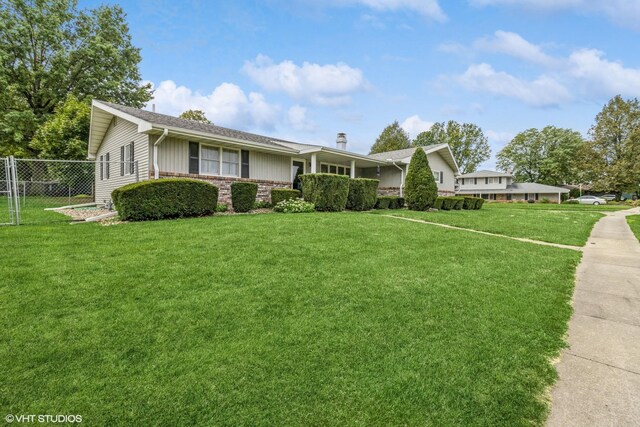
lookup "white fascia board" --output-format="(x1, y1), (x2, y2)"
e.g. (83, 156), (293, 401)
(91, 100), (151, 128)
(298, 146), (387, 164)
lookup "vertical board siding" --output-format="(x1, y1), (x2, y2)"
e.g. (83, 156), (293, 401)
(250, 151), (291, 182)
(95, 119), (149, 205)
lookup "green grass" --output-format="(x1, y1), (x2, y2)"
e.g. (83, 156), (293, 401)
(0, 213), (580, 426)
(0, 196), (92, 225)
(372, 206), (603, 247)
(483, 202), (631, 211)
(627, 215), (640, 241)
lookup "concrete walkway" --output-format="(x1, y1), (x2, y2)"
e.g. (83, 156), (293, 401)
(547, 207), (640, 426)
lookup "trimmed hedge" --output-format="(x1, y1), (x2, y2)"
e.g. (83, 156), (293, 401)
(347, 178), (379, 211)
(375, 196), (405, 209)
(271, 188), (301, 205)
(112, 178), (218, 221)
(463, 197), (477, 210)
(439, 196), (457, 210)
(475, 198), (485, 209)
(299, 173), (349, 212)
(231, 182), (258, 213)
(434, 197), (444, 210)
(452, 196), (465, 210)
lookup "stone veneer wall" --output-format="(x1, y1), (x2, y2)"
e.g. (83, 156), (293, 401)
(156, 172), (291, 204)
(378, 186), (455, 197)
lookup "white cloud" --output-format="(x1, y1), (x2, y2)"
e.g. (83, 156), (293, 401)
(149, 80), (279, 130)
(473, 31), (556, 66)
(485, 129), (514, 145)
(287, 105), (317, 132)
(333, 0), (447, 21)
(401, 115), (434, 137)
(568, 49), (640, 96)
(243, 54), (369, 106)
(469, 0), (640, 30)
(457, 63), (571, 107)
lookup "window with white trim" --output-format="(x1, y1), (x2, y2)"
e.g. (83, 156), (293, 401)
(201, 146), (220, 175)
(320, 162), (350, 176)
(222, 149), (239, 176)
(121, 142), (134, 175)
(432, 170), (443, 184)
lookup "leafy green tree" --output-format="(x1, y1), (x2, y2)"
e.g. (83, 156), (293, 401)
(369, 121), (411, 154)
(583, 95), (640, 194)
(404, 147), (438, 210)
(497, 126), (585, 185)
(179, 110), (212, 124)
(414, 121), (490, 174)
(0, 0), (152, 157)
(30, 96), (91, 160)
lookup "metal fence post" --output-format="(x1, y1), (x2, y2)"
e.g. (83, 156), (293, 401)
(9, 156), (20, 225)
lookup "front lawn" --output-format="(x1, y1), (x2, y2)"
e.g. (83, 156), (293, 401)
(627, 215), (640, 241)
(1, 213), (580, 426)
(372, 206), (603, 246)
(483, 202), (631, 211)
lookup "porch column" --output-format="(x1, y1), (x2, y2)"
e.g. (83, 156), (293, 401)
(350, 160), (356, 178)
(311, 153), (317, 173)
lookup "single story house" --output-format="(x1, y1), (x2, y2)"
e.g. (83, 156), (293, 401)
(456, 170), (569, 203)
(88, 100), (458, 205)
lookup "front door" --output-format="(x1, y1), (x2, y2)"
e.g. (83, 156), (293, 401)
(292, 160), (305, 191)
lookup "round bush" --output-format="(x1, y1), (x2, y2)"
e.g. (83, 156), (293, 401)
(347, 178), (379, 211)
(112, 178), (218, 221)
(231, 182), (258, 213)
(299, 174), (349, 212)
(434, 197), (444, 210)
(271, 188), (301, 205)
(405, 148), (438, 211)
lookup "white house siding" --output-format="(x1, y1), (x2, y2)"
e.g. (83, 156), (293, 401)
(250, 151), (290, 182)
(95, 118), (149, 205)
(427, 152), (455, 193)
(150, 136), (189, 174)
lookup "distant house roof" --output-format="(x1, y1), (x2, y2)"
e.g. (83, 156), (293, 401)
(367, 144), (459, 173)
(458, 182), (570, 194)
(457, 169), (513, 178)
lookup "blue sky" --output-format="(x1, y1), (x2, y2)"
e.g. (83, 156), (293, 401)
(83, 0), (640, 167)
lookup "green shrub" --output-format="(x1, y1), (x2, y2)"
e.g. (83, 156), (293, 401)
(563, 200), (579, 205)
(253, 200), (272, 209)
(475, 198), (485, 209)
(271, 188), (301, 205)
(451, 197), (464, 210)
(231, 182), (258, 213)
(375, 196), (404, 209)
(375, 197), (391, 209)
(216, 203), (228, 213)
(462, 197), (477, 210)
(540, 198), (551, 204)
(346, 178), (379, 211)
(404, 148), (438, 211)
(440, 196), (458, 210)
(273, 198), (315, 213)
(434, 197), (444, 210)
(112, 178), (218, 221)
(299, 173), (349, 212)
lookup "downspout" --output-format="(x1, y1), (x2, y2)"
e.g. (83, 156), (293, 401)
(153, 128), (169, 179)
(388, 159), (404, 197)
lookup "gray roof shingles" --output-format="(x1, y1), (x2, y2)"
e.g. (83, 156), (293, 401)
(99, 101), (296, 149)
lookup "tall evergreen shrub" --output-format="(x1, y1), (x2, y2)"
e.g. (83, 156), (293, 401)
(404, 148), (438, 210)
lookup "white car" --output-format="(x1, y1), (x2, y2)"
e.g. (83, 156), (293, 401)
(569, 195), (608, 205)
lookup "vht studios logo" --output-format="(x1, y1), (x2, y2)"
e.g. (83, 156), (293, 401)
(5, 414), (82, 423)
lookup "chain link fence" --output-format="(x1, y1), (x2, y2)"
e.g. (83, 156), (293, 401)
(1, 157), (138, 225)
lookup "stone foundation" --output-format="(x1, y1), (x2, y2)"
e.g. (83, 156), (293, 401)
(155, 172), (292, 204)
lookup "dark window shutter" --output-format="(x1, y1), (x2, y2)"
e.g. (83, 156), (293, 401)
(499, 177), (502, 184)
(485, 177), (488, 184)
(129, 142), (135, 174)
(440, 172), (443, 184)
(241, 150), (250, 178)
(105, 153), (110, 179)
(189, 142), (199, 174)
(120, 146), (125, 176)
(99, 155), (104, 180)
(535, 193), (539, 200)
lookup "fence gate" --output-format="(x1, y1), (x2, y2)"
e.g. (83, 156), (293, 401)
(1, 157), (21, 225)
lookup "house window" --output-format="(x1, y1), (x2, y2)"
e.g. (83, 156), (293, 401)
(432, 170), (443, 184)
(487, 177), (494, 184)
(241, 150), (250, 178)
(222, 149), (239, 176)
(320, 162), (350, 176)
(121, 143), (134, 175)
(474, 178), (478, 185)
(485, 177), (489, 184)
(506, 194), (512, 201)
(499, 177), (502, 184)
(201, 146), (220, 175)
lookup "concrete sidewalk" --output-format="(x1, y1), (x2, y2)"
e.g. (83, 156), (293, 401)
(547, 207), (640, 426)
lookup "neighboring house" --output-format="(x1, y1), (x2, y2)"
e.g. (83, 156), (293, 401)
(456, 170), (569, 203)
(88, 100), (458, 205)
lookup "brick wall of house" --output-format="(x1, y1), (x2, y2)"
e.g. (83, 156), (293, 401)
(156, 172), (292, 204)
